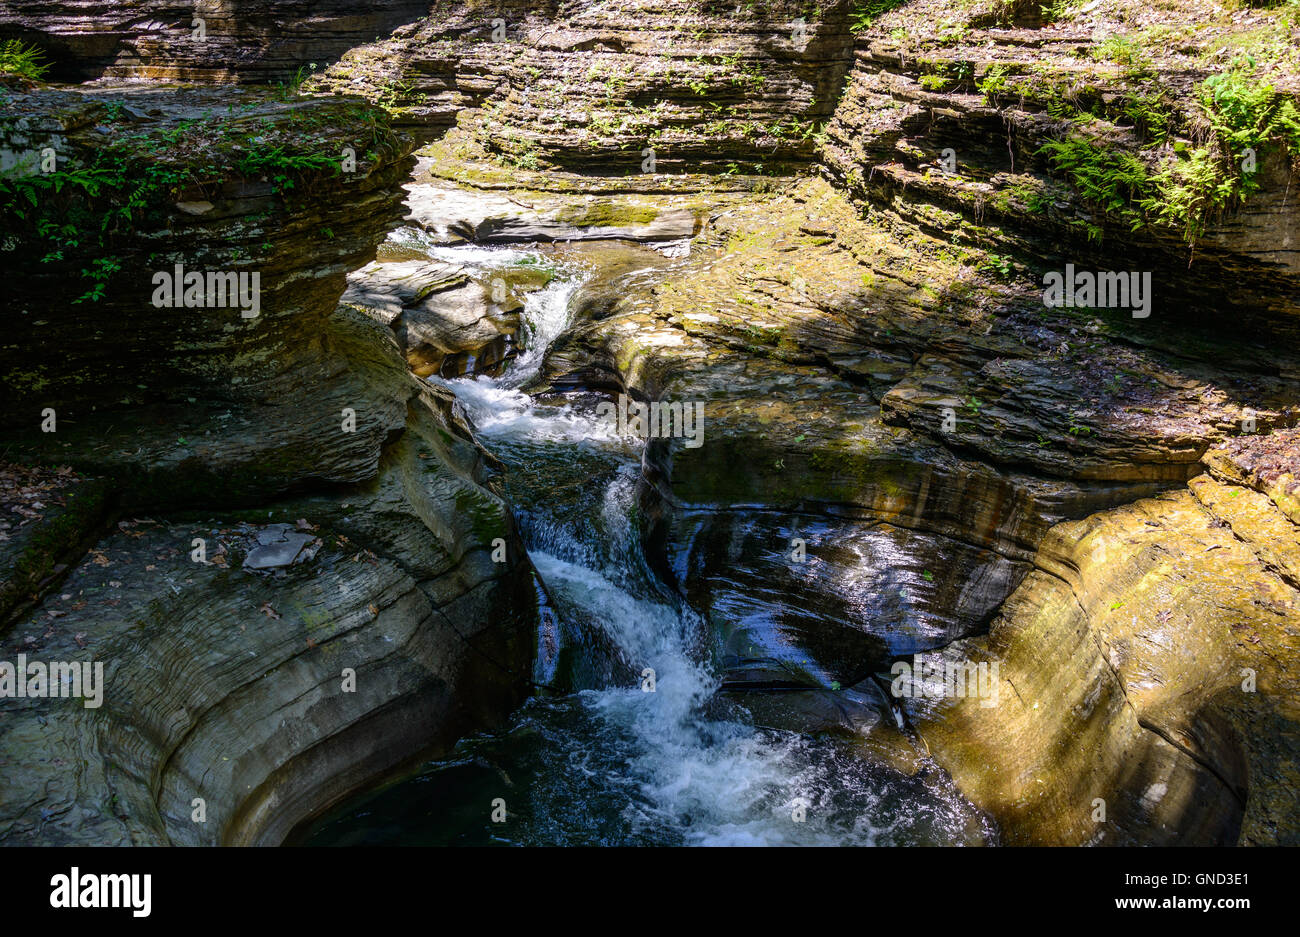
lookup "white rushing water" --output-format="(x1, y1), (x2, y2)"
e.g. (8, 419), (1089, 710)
(528, 483), (894, 846)
(425, 246), (620, 443)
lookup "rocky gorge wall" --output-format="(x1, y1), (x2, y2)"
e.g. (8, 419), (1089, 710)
(304, 0), (859, 173)
(0, 0), (433, 83)
(0, 85), (539, 844)
(819, 0), (1300, 333)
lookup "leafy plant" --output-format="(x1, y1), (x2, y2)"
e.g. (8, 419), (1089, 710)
(1120, 91), (1172, 145)
(849, 0), (907, 32)
(1039, 0), (1081, 23)
(978, 253), (1014, 278)
(1092, 34), (1154, 81)
(276, 63), (318, 100)
(1, 105), (397, 302)
(1200, 58), (1300, 194)
(1139, 147), (1234, 242)
(978, 64), (1010, 104)
(1038, 137), (1150, 232)
(0, 40), (50, 80)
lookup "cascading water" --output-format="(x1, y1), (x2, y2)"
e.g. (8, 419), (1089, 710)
(303, 236), (995, 846)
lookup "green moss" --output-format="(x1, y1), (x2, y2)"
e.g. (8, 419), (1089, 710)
(554, 202), (660, 228)
(849, 0), (907, 32)
(453, 487), (507, 545)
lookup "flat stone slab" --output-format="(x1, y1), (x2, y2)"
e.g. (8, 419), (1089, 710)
(244, 530), (316, 569)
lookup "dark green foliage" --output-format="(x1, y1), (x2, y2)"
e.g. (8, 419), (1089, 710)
(0, 40), (50, 80)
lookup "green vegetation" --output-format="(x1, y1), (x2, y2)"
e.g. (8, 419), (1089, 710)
(978, 253), (1015, 278)
(1092, 34), (1155, 81)
(0, 40), (50, 80)
(849, 0), (907, 32)
(977, 64), (1010, 104)
(1039, 0), (1083, 22)
(1038, 137), (1150, 236)
(0, 100), (399, 302)
(1200, 59), (1300, 191)
(373, 74), (417, 118)
(1039, 58), (1300, 244)
(918, 59), (975, 94)
(276, 63), (318, 101)
(554, 202), (660, 227)
(1120, 90), (1172, 145)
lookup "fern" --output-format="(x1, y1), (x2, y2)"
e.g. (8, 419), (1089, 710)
(0, 40), (50, 80)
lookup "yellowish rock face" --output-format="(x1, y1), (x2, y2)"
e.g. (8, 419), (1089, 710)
(906, 464), (1299, 845)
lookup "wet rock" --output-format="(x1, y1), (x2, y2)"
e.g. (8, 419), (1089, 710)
(673, 511), (1027, 690)
(905, 440), (1300, 845)
(343, 258), (523, 377)
(404, 179), (700, 244)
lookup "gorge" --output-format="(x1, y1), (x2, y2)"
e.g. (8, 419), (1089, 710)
(1, 0), (1297, 848)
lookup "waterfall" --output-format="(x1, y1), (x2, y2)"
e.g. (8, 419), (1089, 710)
(303, 235), (993, 847)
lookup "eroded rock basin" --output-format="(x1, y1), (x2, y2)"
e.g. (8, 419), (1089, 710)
(298, 170), (1299, 847)
(297, 376), (997, 846)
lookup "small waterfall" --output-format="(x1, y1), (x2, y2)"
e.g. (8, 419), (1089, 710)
(303, 235), (994, 847)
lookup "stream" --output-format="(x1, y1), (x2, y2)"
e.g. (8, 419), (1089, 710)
(302, 236), (996, 846)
